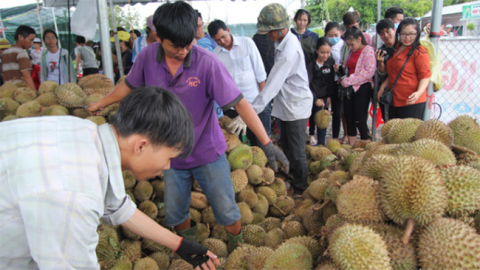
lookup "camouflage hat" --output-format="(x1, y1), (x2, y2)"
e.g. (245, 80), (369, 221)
(256, 3), (289, 34)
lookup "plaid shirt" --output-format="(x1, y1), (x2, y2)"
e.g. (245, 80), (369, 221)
(0, 116), (136, 269)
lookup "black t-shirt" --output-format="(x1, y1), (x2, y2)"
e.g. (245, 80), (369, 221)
(115, 48), (133, 82)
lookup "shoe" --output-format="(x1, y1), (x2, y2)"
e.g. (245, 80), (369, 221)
(309, 135), (317, 146)
(226, 229), (243, 253)
(176, 220), (199, 243)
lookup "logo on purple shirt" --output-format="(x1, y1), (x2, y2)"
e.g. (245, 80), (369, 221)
(187, 77), (201, 87)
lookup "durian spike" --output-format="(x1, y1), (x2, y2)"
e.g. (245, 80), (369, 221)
(272, 204), (287, 216)
(401, 219), (416, 244)
(312, 199), (331, 211)
(452, 144), (478, 156)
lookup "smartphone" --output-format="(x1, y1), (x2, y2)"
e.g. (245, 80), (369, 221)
(337, 65), (346, 78)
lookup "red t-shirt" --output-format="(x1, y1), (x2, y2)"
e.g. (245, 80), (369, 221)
(347, 47), (364, 75)
(31, 64), (41, 89)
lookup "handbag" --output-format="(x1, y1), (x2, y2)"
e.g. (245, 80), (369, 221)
(339, 85), (354, 100)
(380, 52), (412, 120)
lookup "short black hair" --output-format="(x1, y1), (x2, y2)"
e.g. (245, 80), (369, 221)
(343, 26), (367, 45)
(294, 9), (311, 26)
(376, 19), (395, 34)
(132, 29), (141, 37)
(195, 10), (202, 19)
(14, 25), (35, 41)
(385, 7), (404, 20)
(111, 86), (194, 158)
(343, 11), (360, 27)
(153, 1), (197, 47)
(316, 36), (332, 50)
(325, 21), (341, 36)
(117, 27), (126, 32)
(43, 29), (58, 43)
(76, 36), (86, 44)
(339, 24), (346, 32)
(207, 20), (227, 38)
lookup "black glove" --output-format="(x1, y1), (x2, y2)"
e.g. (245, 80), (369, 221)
(175, 238), (210, 268)
(262, 141), (290, 174)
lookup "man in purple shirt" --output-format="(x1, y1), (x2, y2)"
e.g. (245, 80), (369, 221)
(89, 1), (288, 253)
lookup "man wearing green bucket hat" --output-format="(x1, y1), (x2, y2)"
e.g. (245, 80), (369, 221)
(231, 3), (313, 199)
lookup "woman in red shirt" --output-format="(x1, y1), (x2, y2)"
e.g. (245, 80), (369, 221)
(377, 18), (431, 120)
(339, 27), (376, 146)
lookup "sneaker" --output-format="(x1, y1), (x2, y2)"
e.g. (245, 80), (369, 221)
(309, 135), (317, 146)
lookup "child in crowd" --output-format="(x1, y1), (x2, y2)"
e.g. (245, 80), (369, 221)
(307, 37), (335, 146)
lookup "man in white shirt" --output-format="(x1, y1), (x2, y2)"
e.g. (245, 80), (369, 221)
(208, 19), (269, 146)
(232, 3), (313, 198)
(0, 87), (219, 270)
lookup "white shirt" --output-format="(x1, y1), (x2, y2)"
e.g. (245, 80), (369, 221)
(0, 116), (136, 269)
(46, 49), (64, 84)
(251, 31), (313, 121)
(132, 36), (148, 62)
(213, 35), (266, 104)
(331, 39), (344, 81)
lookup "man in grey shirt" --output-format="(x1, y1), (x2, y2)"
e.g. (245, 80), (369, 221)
(75, 36), (99, 76)
(29, 37), (44, 66)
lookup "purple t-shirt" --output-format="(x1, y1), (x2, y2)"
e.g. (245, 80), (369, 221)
(125, 43), (243, 169)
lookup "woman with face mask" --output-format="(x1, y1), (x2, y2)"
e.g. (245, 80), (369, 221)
(324, 21), (347, 144)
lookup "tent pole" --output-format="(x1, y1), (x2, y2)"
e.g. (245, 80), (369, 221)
(97, 0), (114, 82)
(424, 0), (444, 120)
(109, 0), (124, 79)
(36, 0), (44, 46)
(371, 0), (381, 141)
(51, 7), (61, 48)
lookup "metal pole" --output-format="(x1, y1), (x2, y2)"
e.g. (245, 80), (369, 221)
(424, 0), (444, 120)
(97, 0), (114, 82)
(51, 7), (61, 48)
(36, 0), (46, 83)
(371, 0), (381, 141)
(109, 0), (124, 78)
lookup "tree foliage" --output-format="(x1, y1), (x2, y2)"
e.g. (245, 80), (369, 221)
(107, 6), (142, 31)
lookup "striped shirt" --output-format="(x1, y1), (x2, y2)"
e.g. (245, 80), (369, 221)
(0, 116), (136, 269)
(1, 45), (32, 84)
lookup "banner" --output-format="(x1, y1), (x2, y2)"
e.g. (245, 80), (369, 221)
(435, 38), (480, 123)
(463, 4), (480, 19)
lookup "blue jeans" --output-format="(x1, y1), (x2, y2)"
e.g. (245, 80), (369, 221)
(309, 98), (328, 146)
(214, 102), (223, 119)
(163, 154), (241, 226)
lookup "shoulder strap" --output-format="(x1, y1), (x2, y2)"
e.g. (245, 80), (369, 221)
(391, 52), (412, 90)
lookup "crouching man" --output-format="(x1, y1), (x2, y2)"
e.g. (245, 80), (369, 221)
(0, 87), (219, 270)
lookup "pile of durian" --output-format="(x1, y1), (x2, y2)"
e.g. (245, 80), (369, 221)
(97, 114), (480, 270)
(0, 74), (118, 124)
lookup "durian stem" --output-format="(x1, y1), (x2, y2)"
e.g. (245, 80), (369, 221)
(272, 204), (287, 216)
(401, 219), (416, 244)
(452, 144), (479, 156)
(333, 181), (342, 188)
(312, 199), (331, 211)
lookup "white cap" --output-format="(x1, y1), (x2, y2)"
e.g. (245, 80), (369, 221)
(33, 37), (41, 43)
(446, 24), (453, 28)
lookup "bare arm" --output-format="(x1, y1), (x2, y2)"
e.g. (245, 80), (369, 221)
(234, 98), (270, 146)
(76, 53), (81, 71)
(21, 70), (37, 92)
(258, 81), (265, 92)
(407, 78), (430, 105)
(88, 81), (131, 114)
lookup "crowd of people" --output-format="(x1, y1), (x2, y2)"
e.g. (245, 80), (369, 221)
(0, 2), (435, 269)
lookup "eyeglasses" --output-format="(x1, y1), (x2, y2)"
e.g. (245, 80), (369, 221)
(399, 33), (417, 38)
(44, 37), (57, 41)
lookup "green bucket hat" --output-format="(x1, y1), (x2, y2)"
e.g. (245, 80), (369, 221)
(256, 3), (289, 34)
